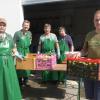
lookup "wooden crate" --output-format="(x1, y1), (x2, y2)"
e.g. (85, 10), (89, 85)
(26, 53), (36, 58)
(16, 53), (36, 70)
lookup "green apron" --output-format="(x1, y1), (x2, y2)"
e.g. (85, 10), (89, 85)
(16, 31), (31, 77)
(41, 38), (58, 81)
(0, 34), (22, 100)
(58, 38), (69, 81)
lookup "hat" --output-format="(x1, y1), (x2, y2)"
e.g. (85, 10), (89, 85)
(0, 18), (7, 25)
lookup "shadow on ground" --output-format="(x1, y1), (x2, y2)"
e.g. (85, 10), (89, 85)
(21, 76), (66, 100)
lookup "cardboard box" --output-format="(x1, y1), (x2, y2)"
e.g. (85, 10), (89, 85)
(65, 51), (80, 58)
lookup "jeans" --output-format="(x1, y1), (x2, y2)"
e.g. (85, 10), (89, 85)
(84, 79), (100, 100)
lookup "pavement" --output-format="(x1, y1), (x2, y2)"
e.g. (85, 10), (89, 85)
(21, 74), (88, 100)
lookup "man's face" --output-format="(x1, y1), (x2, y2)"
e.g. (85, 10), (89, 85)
(0, 22), (6, 33)
(22, 22), (30, 31)
(94, 12), (100, 30)
(59, 29), (65, 36)
(44, 26), (51, 34)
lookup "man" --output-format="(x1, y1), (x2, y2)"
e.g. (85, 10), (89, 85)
(38, 23), (60, 83)
(58, 26), (74, 83)
(58, 26), (74, 52)
(0, 17), (22, 100)
(78, 10), (100, 100)
(13, 20), (32, 86)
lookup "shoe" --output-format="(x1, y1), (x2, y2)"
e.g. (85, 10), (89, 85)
(23, 82), (30, 87)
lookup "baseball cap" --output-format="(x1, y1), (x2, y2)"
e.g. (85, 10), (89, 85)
(0, 18), (7, 25)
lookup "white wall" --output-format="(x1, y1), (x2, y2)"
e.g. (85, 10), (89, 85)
(0, 0), (24, 37)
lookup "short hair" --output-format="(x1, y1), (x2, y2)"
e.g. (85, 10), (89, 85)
(23, 20), (30, 25)
(0, 17), (7, 26)
(94, 10), (100, 15)
(44, 23), (51, 28)
(94, 10), (100, 18)
(59, 26), (66, 31)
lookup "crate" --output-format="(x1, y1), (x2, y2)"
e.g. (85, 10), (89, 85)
(26, 53), (36, 58)
(67, 57), (100, 80)
(35, 54), (56, 70)
(65, 51), (80, 58)
(16, 53), (36, 70)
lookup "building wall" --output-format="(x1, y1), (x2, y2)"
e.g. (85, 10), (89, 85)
(72, 8), (96, 50)
(0, 0), (24, 36)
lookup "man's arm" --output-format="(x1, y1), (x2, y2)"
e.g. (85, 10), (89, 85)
(55, 42), (60, 59)
(54, 34), (60, 58)
(37, 37), (42, 54)
(81, 41), (88, 57)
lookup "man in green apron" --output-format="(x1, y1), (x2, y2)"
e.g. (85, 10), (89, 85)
(58, 26), (74, 83)
(0, 17), (22, 100)
(13, 20), (32, 86)
(38, 23), (60, 83)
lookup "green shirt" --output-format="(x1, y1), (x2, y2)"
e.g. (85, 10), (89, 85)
(83, 30), (100, 58)
(39, 33), (58, 53)
(39, 33), (58, 44)
(13, 30), (32, 56)
(13, 30), (31, 48)
(0, 33), (14, 55)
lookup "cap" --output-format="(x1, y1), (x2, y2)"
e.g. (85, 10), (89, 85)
(0, 18), (7, 25)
